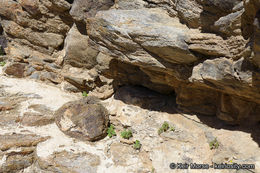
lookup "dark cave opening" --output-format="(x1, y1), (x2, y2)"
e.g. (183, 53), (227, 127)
(65, 0), (74, 4)
(114, 85), (177, 114)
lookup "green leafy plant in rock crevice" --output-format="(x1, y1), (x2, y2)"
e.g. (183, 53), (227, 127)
(82, 91), (88, 97)
(133, 140), (141, 150)
(121, 129), (133, 139)
(158, 121), (175, 135)
(0, 61), (5, 67)
(107, 124), (116, 138)
(209, 138), (219, 150)
(158, 121), (169, 135)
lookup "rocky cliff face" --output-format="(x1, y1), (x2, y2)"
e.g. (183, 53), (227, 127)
(0, 1), (260, 172)
(0, 0), (260, 124)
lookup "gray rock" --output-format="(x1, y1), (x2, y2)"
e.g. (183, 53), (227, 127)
(36, 150), (100, 173)
(29, 72), (40, 80)
(70, 0), (114, 21)
(186, 33), (231, 57)
(198, 0), (242, 31)
(114, 0), (147, 10)
(18, 104), (55, 126)
(214, 10), (244, 37)
(24, 66), (36, 77)
(40, 71), (61, 84)
(175, 0), (202, 28)
(61, 81), (81, 93)
(64, 75), (95, 91)
(87, 8), (197, 65)
(64, 24), (98, 69)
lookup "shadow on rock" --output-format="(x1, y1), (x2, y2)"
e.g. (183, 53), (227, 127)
(114, 85), (260, 147)
(114, 85), (177, 114)
(192, 113), (260, 148)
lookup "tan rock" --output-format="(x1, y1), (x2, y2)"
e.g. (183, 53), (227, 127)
(18, 0), (40, 15)
(18, 104), (54, 126)
(0, 0), (22, 21)
(4, 62), (26, 78)
(36, 150), (100, 173)
(2, 20), (64, 49)
(0, 134), (48, 151)
(187, 33), (231, 57)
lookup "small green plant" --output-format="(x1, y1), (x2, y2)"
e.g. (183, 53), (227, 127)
(133, 140), (141, 150)
(209, 138), (219, 150)
(121, 129), (133, 139)
(107, 124), (116, 138)
(170, 126), (175, 132)
(158, 121), (169, 135)
(0, 61), (6, 67)
(82, 91), (88, 97)
(151, 167), (155, 173)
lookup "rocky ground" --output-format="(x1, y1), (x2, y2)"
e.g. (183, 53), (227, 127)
(0, 65), (259, 173)
(0, 0), (260, 172)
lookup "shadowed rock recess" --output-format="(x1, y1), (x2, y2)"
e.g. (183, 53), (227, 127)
(0, 0), (260, 125)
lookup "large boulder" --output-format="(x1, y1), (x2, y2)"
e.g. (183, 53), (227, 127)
(55, 96), (109, 141)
